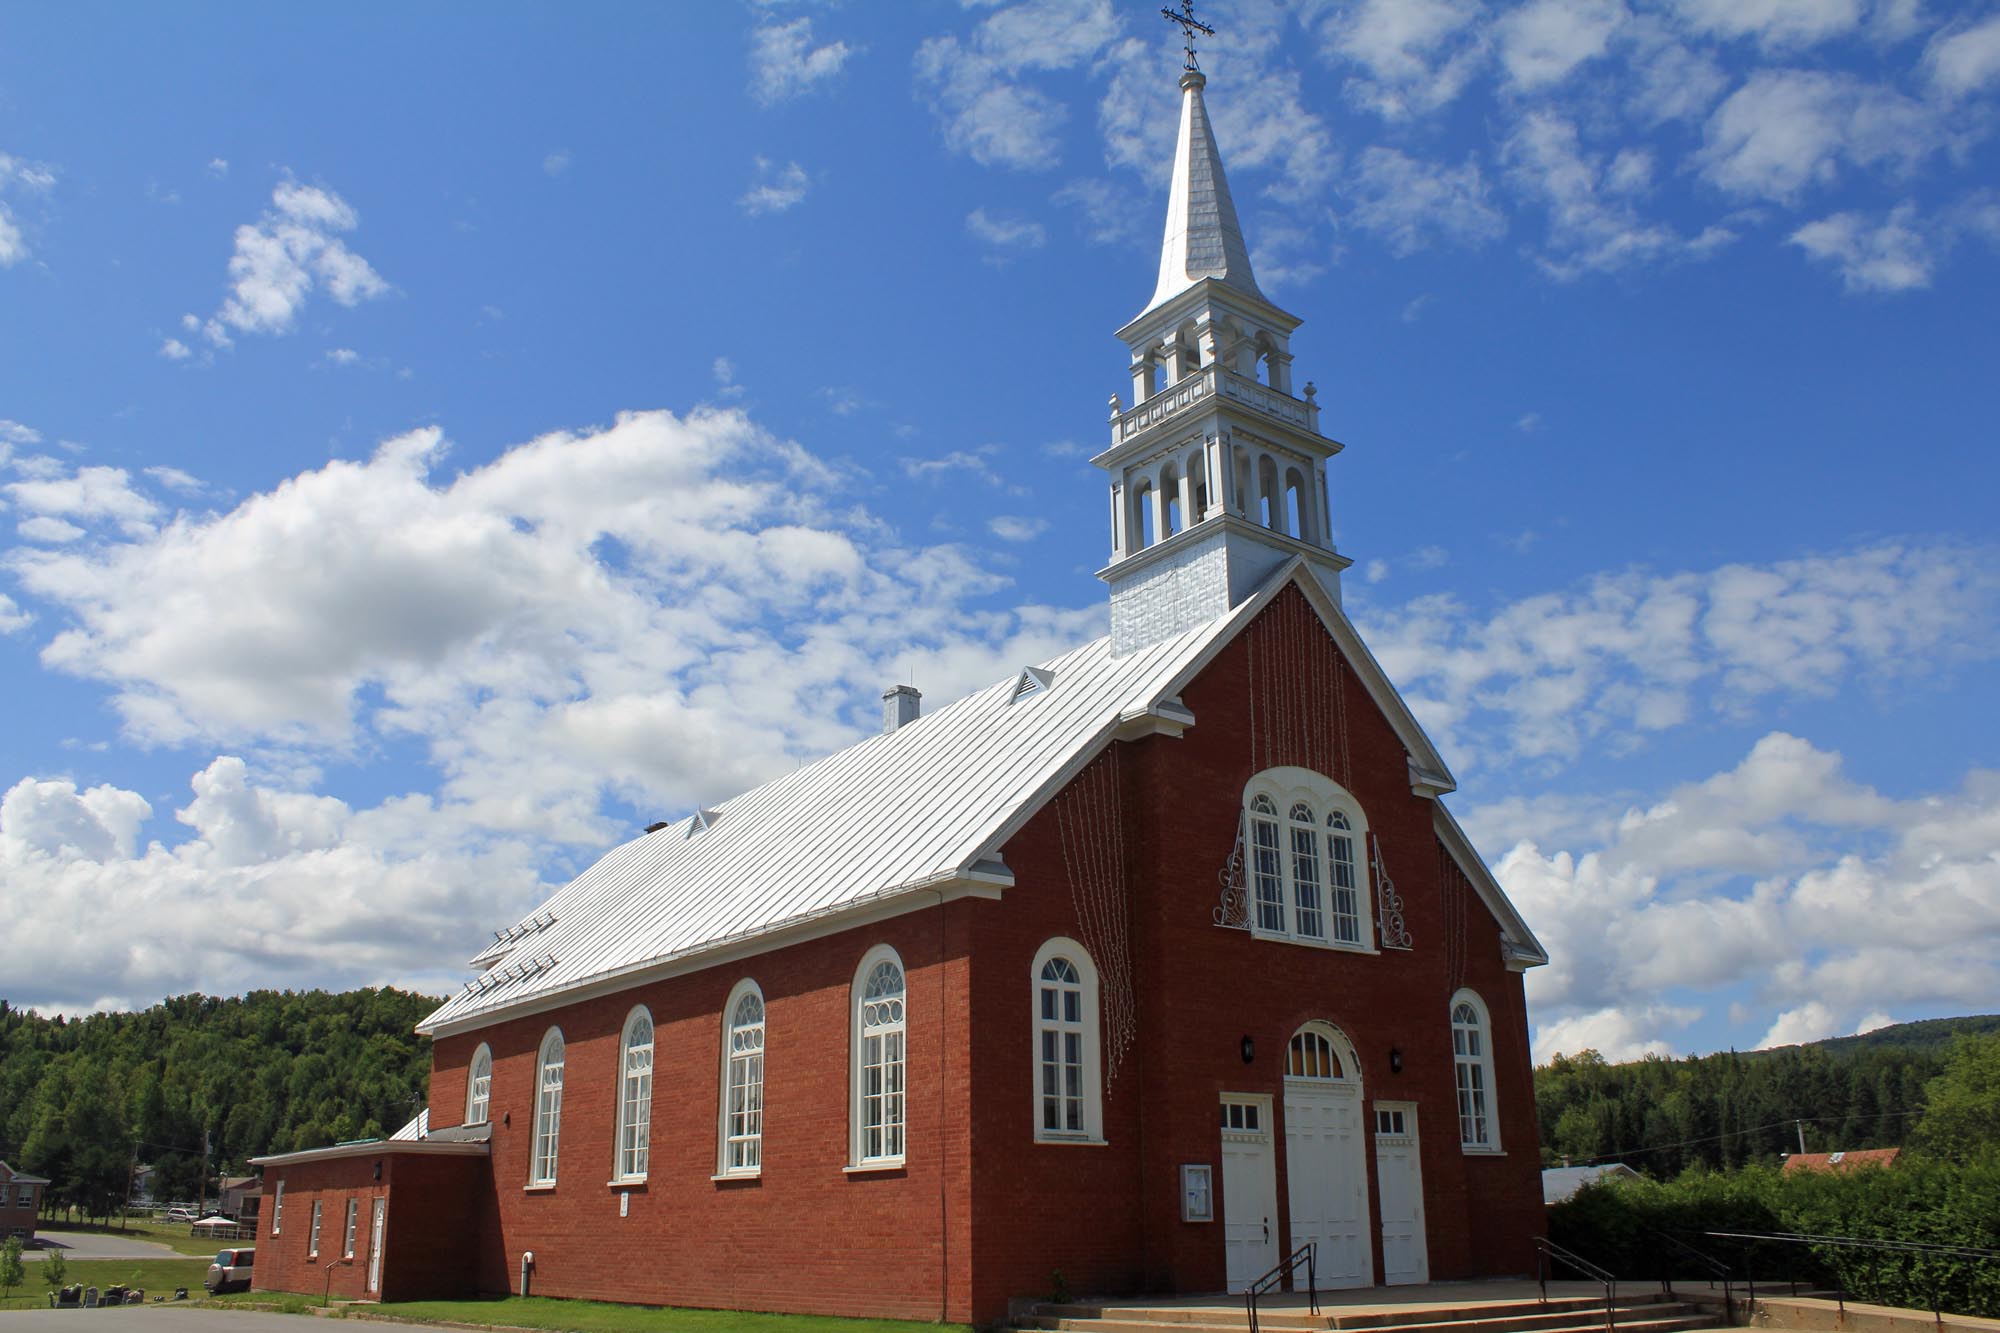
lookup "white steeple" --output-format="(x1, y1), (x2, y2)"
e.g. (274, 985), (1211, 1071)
(1095, 67), (1351, 657)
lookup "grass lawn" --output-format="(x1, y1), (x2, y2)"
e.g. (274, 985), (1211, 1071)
(31, 1217), (223, 1256)
(372, 1295), (973, 1332)
(0, 1256), (210, 1309)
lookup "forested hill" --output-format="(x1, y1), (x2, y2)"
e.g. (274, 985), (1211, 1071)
(0, 989), (438, 1220)
(1535, 1016), (1999, 1176)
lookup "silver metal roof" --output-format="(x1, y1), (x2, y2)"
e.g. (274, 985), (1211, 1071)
(1145, 70), (1265, 316)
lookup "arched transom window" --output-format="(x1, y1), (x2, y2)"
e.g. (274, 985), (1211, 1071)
(1451, 990), (1499, 1151)
(853, 947), (907, 1165)
(1287, 1026), (1343, 1080)
(1031, 937), (1103, 1142)
(465, 1043), (492, 1126)
(530, 1027), (564, 1186)
(614, 1008), (653, 1182)
(721, 982), (765, 1175)
(1244, 768), (1374, 949)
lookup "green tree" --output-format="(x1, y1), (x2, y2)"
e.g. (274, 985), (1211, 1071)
(1910, 1035), (2000, 1163)
(41, 1247), (67, 1295)
(0, 1235), (23, 1304)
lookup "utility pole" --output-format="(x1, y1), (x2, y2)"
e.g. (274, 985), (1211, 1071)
(1796, 1119), (1807, 1155)
(123, 1149), (136, 1232)
(198, 1130), (211, 1218)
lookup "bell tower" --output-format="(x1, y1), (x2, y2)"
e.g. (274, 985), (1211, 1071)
(1097, 65), (1351, 656)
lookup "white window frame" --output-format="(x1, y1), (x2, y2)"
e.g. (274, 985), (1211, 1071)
(1450, 989), (1501, 1153)
(1242, 767), (1376, 951)
(342, 1198), (358, 1259)
(849, 944), (908, 1169)
(717, 979), (766, 1178)
(1029, 936), (1104, 1144)
(270, 1179), (283, 1235)
(613, 1008), (653, 1183)
(529, 1027), (565, 1186)
(308, 1199), (322, 1257)
(465, 1043), (492, 1126)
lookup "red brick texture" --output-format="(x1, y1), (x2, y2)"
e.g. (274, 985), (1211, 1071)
(256, 584), (1546, 1324)
(252, 1151), (485, 1302)
(0, 1172), (41, 1242)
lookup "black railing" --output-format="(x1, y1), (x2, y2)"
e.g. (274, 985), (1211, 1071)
(1706, 1229), (2000, 1326)
(1646, 1228), (1736, 1321)
(1536, 1235), (1618, 1333)
(1244, 1242), (1317, 1333)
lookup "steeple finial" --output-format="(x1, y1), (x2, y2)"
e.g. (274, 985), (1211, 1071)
(1161, 1), (1215, 73)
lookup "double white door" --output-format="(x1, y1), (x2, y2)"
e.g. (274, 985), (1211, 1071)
(1284, 1083), (1371, 1289)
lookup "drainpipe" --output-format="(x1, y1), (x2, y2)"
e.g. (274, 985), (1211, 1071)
(519, 1251), (534, 1299)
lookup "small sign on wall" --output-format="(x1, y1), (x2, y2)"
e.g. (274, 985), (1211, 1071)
(1180, 1164), (1214, 1222)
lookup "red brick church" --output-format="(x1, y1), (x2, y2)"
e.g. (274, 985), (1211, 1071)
(252, 60), (1550, 1328)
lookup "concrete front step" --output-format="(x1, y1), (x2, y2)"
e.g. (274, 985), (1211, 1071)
(1016, 1295), (1729, 1333)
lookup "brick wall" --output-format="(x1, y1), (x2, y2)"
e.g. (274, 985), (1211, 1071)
(0, 1177), (39, 1241)
(253, 1151), (485, 1303)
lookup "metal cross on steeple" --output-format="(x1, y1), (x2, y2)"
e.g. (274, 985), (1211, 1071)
(1161, 0), (1215, 73)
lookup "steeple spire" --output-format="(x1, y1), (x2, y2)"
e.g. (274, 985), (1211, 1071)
(1144, 69), (1265, 317)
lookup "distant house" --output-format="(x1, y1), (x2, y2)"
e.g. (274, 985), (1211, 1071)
(216, 1175), (262, 1222)
(1543, 1162), (1642, 1203)
(0, 1161), (51, 1242)
(1783, 1148), (1901, 1173)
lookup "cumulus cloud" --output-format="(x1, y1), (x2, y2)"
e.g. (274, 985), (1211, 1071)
(1926, 12), (2000, 99)
(5, 465), (162, 537)
(1308, 0), (1489, 120)
(1344, 148), (1505, 255)
(1495, 0), (1630, 91)
(0, 151), (57, 266)
(749, 16), (854, 106)
(740, 157), (810, 215)
(1498, 734), (2000, 1060)
(988, 515), (1049, 542)
(180, 180), (389, 348)
(915, 0), (1116, 171)
(1672, 0), (1866, 50)
(1696, 70), (1944, 205)
(966, 207), (1048, 250)
(1789, 201), (1935, 291)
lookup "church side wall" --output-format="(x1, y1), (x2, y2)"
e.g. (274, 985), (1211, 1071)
(251, 1153), (483, 1303)
(426, 904), (976, 1324)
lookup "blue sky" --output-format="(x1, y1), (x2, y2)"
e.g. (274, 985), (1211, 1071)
(2, 0), (1996, 1063)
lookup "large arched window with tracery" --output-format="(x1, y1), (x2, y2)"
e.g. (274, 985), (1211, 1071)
(851, 946), (907, 1166)
(1451, 989), (1499, 1151)
(529, 1027), (564, 1186)
(1030, 937), (1103, 1142)
(719, 980), (765, 1175)
(613, 1007), (653, 1182)
(1242, 768), (1374, 950)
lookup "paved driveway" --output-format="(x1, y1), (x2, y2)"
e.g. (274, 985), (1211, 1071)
(0, 1311), (317, 1331)
(24, 1228), (186, 1261)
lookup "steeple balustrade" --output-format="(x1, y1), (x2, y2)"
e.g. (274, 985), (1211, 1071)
(1110, 365), (1317, 448)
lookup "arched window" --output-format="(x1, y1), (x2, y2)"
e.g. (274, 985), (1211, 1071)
(1451, 990), (1499, 1151)
(720, 980), (765, 1175)
(1286, 1021), (1356, 1082)
(1242, 768), (1374, 950)
(529, 1027), (564, 1186)
(852, 946), (907, 1166)
(465, 1043), (492, 1126)
(1030, 937), (1103, 1142)
(1162, 462), (1183, 536)
(1137, 480), (1157, 548)
(614, 1008), (653, 1182)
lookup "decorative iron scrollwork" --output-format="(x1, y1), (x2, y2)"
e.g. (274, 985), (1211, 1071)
(1371, 834), (1413, 950)
(1213, 817), (1250, 930)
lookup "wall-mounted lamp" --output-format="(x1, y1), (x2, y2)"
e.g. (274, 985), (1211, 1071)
(1240, 1035), (1256, 1065)
(372, 1160), (383, 1182)
(1388, 1046), (1404, 1074)
(502, 1111), (511, 1128)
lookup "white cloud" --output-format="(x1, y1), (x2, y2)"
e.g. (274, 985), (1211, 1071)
(1673, 0), (1867, 49)
(1853, 1011), (1896, 1036)
(916, 0), (1117, 171)
(1344, 148), (1505, 255)
(1309, 0), (1489, 120)
(711, 356), (745, 400)
(749, 16), (854, 106)
(1363, 541), (2000, 769)
(987, 515), (1049, 542)
(207, 158), (229, 178)
(144, 466), (204, 495)
(186, 180), (389, 344)
(1498, 734), (2000, 1060)
(0, 419), (41, 447)
(1697, 70), (1945, 205)
(323, 347), (360, 366)
(740, 158), (810, 215)
(1504, 110), (1733, 277)
(1517, 411), (1543, 433)
(1495, 0), (1629, 91)
(1926, 12), (2000, 99)
(966, 207), (1048, 250)
(1536, 1005), (1699, 1062)
(1622, 18), (1730, 124)
(5, 464), (162, 536)
(1053, 177), (1141, 245)
(1789, 202), (1934, 292)
(158, 338), (192, 361)
(0, 151), (57, 266)
(542, 150), (571, 177)
(18, 516), (85, 544)
(0, 593), (28, 634)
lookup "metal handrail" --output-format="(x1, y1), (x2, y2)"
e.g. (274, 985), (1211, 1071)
(1705, 1230), (2000, 1326)
(1644, 1228), (1735, 1322)
(1244, 1242), (1317, 1333)
(1535, 1236), (1618, 1333)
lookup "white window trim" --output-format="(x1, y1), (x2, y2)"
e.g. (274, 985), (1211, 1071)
(465, 1043), (492, 1126)
(1029, 936), (1105, 1144)
(342, 1198), (358, 1259)
(307, 1199), (321, 1258)
(529, 1026), (565, 1187)
(271, 1179), (283, 1235)
(612, 1007), (653, 1184)
(1242, 766), (1378, 952)
(1283, 1019), (1362, 1087)
(716, 978), (766, 1179)
(1450, 988), (1502, 1154)
(849, 943), (908, 1169)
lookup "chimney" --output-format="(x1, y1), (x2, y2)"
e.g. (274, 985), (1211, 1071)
(882, 684), (921, 734)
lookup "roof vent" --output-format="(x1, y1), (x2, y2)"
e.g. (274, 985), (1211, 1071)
(1009, 667), (1055, 703)
(882, 683), (922, 734)
(644, 821), (669, 834)
(686, 808), (720, 837)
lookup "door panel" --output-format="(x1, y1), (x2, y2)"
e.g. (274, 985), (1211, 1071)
(1374, 1103), (1428, 1286)
(1220, 1096), (1278, 1293)
(366, 1198), (386, 1294)
(1284, 1083), (1370, 1288)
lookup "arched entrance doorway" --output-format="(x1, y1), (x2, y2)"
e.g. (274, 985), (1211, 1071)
(1282, 1022), (1372, 1288)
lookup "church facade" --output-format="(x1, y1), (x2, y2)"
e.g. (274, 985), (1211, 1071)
(251, 65), (1549, 1328)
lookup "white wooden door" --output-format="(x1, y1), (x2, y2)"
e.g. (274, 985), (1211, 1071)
(1374, 1103), (1429, 1285)
(365, 1198), (386, 1294)
(1284, 1083), (1371, 1288)
(1220, 1096), (1278, 1293)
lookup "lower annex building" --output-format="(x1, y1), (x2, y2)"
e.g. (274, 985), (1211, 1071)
(250, 60), (1552, 1327)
